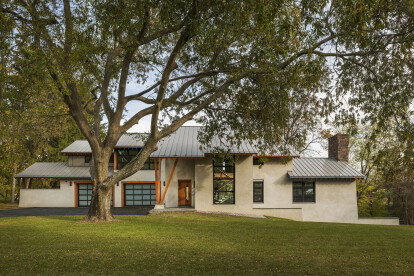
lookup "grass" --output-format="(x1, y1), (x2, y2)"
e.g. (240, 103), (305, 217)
(0, 202), (19, 210)
(0, 213), (413, 275)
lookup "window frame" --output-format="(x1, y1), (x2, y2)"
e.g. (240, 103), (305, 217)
(123, 183), (156, 206)
(253, 180), (264, 203)
(116, 148), (154, 170)
(213, 157), (236, 205)
(292, 181), (316, 203)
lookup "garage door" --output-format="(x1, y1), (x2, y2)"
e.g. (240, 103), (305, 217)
(77, 183), (113, 207)
(124, 183), (156, 206)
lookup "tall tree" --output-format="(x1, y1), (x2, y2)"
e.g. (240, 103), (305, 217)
(1, 0), (413, 221)
(0, 9), (85, 202)
(350, 113), (414, 224)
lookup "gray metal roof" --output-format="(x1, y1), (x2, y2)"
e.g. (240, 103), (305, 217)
(150, 126), (297, 157)
(61, 141), (91, 154)
(61, 133), (147, 154)
(15, 162), (113, 179)
(151, 126), (204, 158)
(289, 158), (364, 179)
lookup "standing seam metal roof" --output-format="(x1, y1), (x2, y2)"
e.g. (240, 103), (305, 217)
(288, 158), (364, 178)
(60, 126), (297, 157)
(15, 162), (114, 178)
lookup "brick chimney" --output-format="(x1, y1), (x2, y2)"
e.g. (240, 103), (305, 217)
(328, 134), (349, 162)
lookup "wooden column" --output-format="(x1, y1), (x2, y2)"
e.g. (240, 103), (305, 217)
(155, 159), (159, 204)
(154, 158), (163, 204)
(161, 159), (178, 204)
(158, 159), (162, 204)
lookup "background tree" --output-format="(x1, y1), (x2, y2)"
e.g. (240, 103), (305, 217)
(1, 0), (413, 221)
(349, 111), (414, 224)
(0, 10), (85, 202)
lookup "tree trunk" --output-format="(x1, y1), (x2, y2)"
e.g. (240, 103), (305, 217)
(83, 139), (158, 222)
(85, 184), (114, 222)
(84, 152), (115, 222)
(11, 165), (17, 203)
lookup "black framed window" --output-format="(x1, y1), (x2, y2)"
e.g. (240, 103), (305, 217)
(213, 157), (235, 204)
(78, 183), (93, 207)
(253, 180), (264, 203)
(293, 182), (315, 202)
(116, 149), (154, 170)
(85, 155), (92, 164)
(124, 183), (156, 206)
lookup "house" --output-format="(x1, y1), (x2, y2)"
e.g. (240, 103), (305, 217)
(15, 126), (398, 224)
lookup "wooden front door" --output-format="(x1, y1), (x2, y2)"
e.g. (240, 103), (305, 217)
(178, 180), (192, 206)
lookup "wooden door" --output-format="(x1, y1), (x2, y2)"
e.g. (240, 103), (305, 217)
(178, 180), (192, 206)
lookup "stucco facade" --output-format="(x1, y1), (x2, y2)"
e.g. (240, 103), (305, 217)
(193, 156), (359, 223)
(18, 156), (360, 223)
(17, 130), (387, 224)
(18, 156), (364, 223)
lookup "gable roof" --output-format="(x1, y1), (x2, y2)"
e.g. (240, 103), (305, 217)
(288, 158), (364, 179)
(61, 126), (298, 157)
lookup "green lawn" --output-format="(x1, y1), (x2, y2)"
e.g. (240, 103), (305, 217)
(0, 213), (413, 275)
(0, 203), (19, 210)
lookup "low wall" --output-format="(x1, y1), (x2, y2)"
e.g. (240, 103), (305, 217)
(357, 217), (400, 225)
(19, 181), (75, 207)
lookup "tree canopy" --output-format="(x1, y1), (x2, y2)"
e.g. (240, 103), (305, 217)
(1, 0), (413, 220)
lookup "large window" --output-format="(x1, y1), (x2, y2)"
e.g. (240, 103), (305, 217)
(253, 180), (264, 203)
(124, 183), (156, 206)
(293, 182), (315, 202)
(213, 157), (235, 204)
(116, 149), (154, 170)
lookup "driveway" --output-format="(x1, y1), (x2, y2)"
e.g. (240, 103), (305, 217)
(0, 207), (152, 218)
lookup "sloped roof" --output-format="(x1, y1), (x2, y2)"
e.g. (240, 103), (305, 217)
(150, 126), (265, 157)
(61, 126), (298, 157)
(61, 141), (91, 154)
(288, 158), (364, 179)
(15, 162), (113, 179)
(61, 133), (147, 154)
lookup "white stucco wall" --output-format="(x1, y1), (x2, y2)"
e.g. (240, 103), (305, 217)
(18, 156), (362, 224)
(194, 156), (359, 223)
(195, 156), (257, 214)
(19, 180), (75, 207)
(162, 159), (195, 208)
